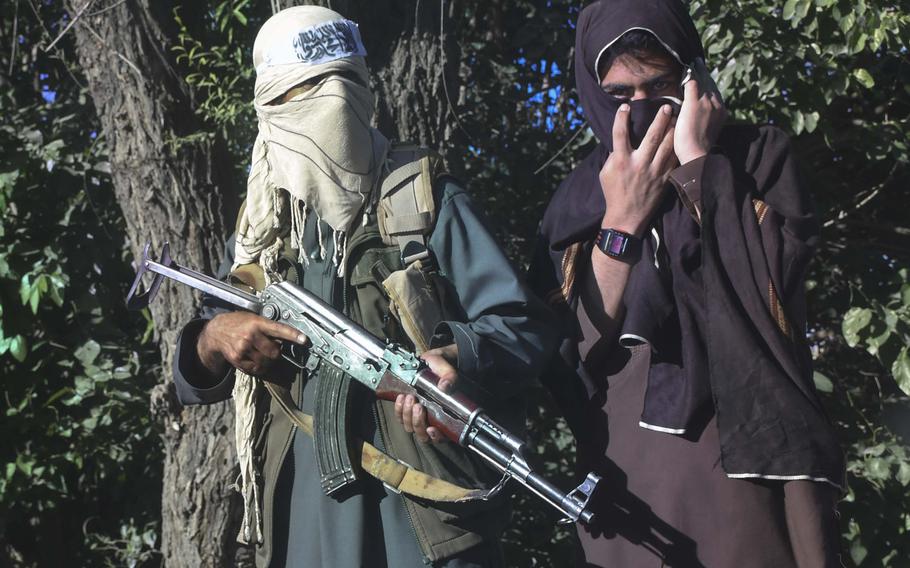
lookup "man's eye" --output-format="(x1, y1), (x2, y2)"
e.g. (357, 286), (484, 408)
(652, 81), (670, 91)
(603, 88), (631, 99)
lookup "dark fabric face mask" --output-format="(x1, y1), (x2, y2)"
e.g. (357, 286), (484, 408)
(624, 96), (681, 149)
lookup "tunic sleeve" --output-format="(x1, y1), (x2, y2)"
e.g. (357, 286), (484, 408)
(427, 180), (558, 396)
(703, 126), (818, 343)
(699, 126), (842, 484)
(171, 237), (237, 406)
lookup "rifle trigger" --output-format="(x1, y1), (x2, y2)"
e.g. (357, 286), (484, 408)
(280, 343), (308, 369)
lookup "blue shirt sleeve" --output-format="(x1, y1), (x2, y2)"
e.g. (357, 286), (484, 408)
(171, 238), (237, 405)
(428, 180), (558, 395)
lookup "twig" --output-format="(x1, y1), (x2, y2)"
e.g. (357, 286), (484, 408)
(86, 0), (129, 17)
(533, 121), (589, 174)
(439, 0), (478, 148)
(8, 0), (19, 76)
(43, 0), (97, 52)
(26, 0), (87, 89)
(821, 163), (899, 228)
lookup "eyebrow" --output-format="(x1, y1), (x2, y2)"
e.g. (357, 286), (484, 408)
(601, 71), (680, 91)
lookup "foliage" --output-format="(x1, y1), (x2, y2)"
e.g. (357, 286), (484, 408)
(841, 268), (910, 397)
(0, 2), (161, 566)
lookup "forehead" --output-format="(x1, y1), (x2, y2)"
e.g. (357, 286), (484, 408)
(599, 53), (680, 85)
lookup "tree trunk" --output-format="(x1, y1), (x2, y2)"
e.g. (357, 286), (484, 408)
(72, 0), (459, 566)
(70, 1), (248, 566)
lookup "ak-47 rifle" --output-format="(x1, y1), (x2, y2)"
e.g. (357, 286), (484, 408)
(127, 242), (600, 524)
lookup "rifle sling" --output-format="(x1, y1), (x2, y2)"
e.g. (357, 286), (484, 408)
(263, 381), (488, 503)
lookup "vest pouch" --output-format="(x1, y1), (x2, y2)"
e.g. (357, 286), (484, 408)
(382, 259), (446, 354)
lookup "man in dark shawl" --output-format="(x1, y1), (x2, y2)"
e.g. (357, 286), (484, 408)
(529, 1), (845, 566)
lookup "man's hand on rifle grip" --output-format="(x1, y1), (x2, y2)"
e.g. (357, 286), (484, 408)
(197, 312), (309, 378)
(395, 344), (459, 444)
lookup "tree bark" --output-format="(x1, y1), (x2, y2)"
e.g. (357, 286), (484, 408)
(70, 1), (248, 566)
(72, 0), (459, 566)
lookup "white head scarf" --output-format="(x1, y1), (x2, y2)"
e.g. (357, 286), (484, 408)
(236, 6), (389, 273)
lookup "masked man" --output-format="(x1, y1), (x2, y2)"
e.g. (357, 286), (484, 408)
(529, 1), (844, 566)
(172, 7), (555, 567)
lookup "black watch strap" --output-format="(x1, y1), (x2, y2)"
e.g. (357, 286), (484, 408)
(595, 228), (641, 260)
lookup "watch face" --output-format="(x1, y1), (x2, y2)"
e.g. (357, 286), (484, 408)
(606, 233), (626, 256)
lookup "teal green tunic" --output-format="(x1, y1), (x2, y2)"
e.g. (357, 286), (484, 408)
(173, 182), (555, 567)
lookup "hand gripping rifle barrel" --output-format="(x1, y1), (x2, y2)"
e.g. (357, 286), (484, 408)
(126, 242), (601, 525)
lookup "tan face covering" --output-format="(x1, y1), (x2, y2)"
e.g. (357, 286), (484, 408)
(235, 7), (390, 273)
(230, 7), (389, 546)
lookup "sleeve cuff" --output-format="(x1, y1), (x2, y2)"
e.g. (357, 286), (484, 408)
(173, 319), (235, 405)
(670, 155), (707, 222)
(430, 321), (491, 380)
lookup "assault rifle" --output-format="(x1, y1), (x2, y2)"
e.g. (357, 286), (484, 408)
(126, 242), (600, 524)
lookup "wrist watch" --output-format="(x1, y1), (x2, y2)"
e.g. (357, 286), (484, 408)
(595, 228), (641, 260)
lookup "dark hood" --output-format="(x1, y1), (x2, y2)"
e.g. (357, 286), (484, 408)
(575, 0), (705, 150)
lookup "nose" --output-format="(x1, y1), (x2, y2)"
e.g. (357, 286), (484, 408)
(631, 88), (649, 101)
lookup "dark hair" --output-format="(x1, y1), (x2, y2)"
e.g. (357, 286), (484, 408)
(597, 30), (679, 79)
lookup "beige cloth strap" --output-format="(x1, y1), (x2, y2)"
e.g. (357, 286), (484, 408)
(263, 381), (486, 502)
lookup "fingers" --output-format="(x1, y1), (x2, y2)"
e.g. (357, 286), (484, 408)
(420, 352), (458, 392)
(653, 124), (678, 173)
(395, 393), (444, 443)
(611, 103), (632, 155)
(262, 320), (309, 345)
(684, 77), (700, 103)
(411, 403), (430, 443)
(396, 394), (435, 442)
(637, 104), (673, 160)
(395, 394), (408, 432)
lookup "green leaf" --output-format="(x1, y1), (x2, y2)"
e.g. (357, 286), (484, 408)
(28, 288), (40, 314)
(74, 340), (101, 366)
(782, 0), (798, 20)
(804, 111), (820, 133)
(898, 462), (910, 486)
(866, 457), (890, 480)
(840, 12), (856, 34)
(19, 275), (31, 305)
(792, 111), (805, 135)
(813, 371), (834, 393)
(890, 347), (910, 396)
(842, 307), (873, 347)
(850, 538), (868, 565)
(852, 68), (875, 88)
(9, 335), (27, 362)
(865, 329), (890, 356)
(16, 455), (33, 476)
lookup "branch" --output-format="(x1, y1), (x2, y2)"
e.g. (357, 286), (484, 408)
(822, 162), (900, 228)
(43, 0), (97, 52)
(8, 0), (19, 76)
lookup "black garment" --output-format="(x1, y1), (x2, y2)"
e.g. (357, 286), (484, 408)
(529, 0), (843, 487)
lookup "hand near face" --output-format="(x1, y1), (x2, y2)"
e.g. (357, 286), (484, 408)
(598, 102), (678, 235)
(674, 59), (728, 165)
(395, 344), (459, 444)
